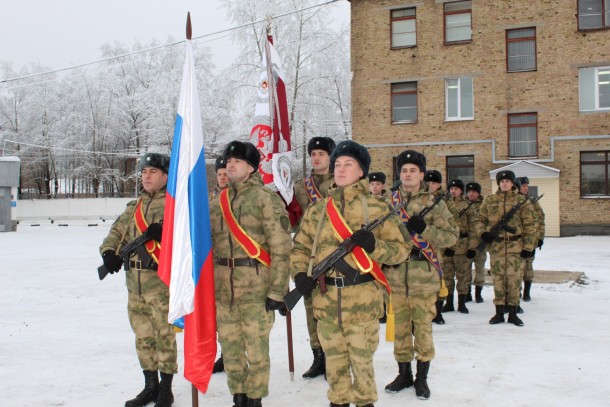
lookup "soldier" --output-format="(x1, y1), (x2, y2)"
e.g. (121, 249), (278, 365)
(99, 152), (176, 407)
(384, 150), (458, 400)
(465, 182), (486, 303)
(290, 140), (412, 407)
(518, 177), (545, 302)
(210, 156), (229, 200)
(209, 141), (292, 407)
(292, 136), (336, 379)
(368, 172), (388, 199)
(475, 171), (537, 327)
(441, 179), (475, 314)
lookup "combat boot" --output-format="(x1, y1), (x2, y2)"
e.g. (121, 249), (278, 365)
(457, 294), (469, 314)
(232, 393), (247, 407)
(154, 373), (174, 407)
(414, 360), (431, 400)
(489, 305), (505, 324)
(329, 403), (349, 407)
(385, 361), (414, 393)
(212, 353), (224, 373)
(523, 281), (532, 302)
(475, 285), (484, 303)
(441, 294), (454, 312)
(432, 300), (445, 325)
(246, 398), (262, 407)
(125, 370), (158, 407)
(302, 348), (325, 379)
(507, 305), (524, 327)
(465, 285), (472, 302)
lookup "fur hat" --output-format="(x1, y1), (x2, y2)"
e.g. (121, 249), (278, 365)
(518, 176), (529, 185)
(330, 140), (371, 179)
(465, 182), (482, 194)
(223, 141), (260, 172)
(138, 153), (170, 174)
(424, 169), (442, 183)
(215, 156), (226, 172)
(496, 170), (517, 186)
(368, 172), (386, 184)
(448, 179), (464, 193)
(396, 150), (426, 173)
(307, 137), (336, 156)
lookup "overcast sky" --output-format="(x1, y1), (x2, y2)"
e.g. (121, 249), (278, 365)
(1, 0), (350, 74)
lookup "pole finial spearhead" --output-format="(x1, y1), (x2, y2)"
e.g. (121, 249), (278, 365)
(186, 12), (192, 40)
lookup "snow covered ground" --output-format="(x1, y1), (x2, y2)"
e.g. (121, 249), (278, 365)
(1, 222), (609, 406)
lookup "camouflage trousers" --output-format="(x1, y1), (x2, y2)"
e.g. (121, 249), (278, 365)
(523, 253), (535, 282)
(127, 290), (178, 374)
(470, 251), (487, 286)
(442, 254), (470, 294)
(489, 252), (524, 306)
(304, 294), (321, 349)
(216, 302), (275, 399)
(391, 292), (436, 363)
(317, 319), (379, 406)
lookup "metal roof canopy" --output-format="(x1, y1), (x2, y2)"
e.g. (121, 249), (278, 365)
(488, 160), (560, 179)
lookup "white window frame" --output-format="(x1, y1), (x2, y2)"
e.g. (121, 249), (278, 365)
(579, 66), (610, 112)
(445, 77), (474, 121)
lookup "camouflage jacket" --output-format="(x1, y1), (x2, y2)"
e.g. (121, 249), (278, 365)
(100, 188), (166, 295)
(467, 196), (484, 250)
(475, 189), (538, 254)
(209, 173), (292, 305)
(290, 179), (412, 324)
(208, 184), (225, 201)
(447, 195), (477, 254)
(530, 197), (546, 241)
(293, 171), (334, 214)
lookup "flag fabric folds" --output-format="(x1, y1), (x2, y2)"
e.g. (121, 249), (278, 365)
(157, 38), (216, 393)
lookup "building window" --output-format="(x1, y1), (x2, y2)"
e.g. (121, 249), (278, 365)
(508, 113), (537, 158)
(581, 151), (610, 196)
(446, 77), (474, 120)
(446, 155), (474, 183)
(392, 82), (418, 123)
(391, 8), (416, 48)
(579, 66), (610, 111)
(506, 27), (536, 72)
(578, 0), (610, 30)
(444, 1), (472, 43)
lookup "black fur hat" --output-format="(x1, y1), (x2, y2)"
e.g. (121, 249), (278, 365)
(138, 153), (170, 174)
(223, 141), (260, 172)
(518, 176), (529, 185)
(215, 156), (226, 172)
(424, 170), (442, 183)
(368, 172), (386, 184)
(307, 137), (336, 156)
(496, 170), (517, 186)
(396, 150), (426, 173)
(465, 182), (482, 194)
(448, 179), (464, 193)
(330, 140), (371, 179)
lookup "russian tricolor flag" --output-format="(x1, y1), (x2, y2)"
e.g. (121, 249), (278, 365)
(157, 33), (216, 393)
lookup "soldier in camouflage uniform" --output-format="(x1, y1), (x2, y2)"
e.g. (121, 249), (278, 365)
(209, 141), (292, 407)
(518, 177), (545, 302)
(368, 172), (389, 200)
(475, 170), (537, 327)
(290, 140), (412, 407)
(99, 152), (176, 407)
(465, 182), (486, 303)
(384, 151), (458, 400)
(292, 136), (336, 379)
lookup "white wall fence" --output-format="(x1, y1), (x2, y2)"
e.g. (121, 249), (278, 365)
(14, 198), (133, 222)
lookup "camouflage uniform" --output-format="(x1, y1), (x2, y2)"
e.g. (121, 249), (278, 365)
(290, 179), (412, 406)
(468, 197), (487, 287)
(385, 186), (458, 364)
(524, 198), (545, 282)
(209, 172), (291, 400)
(442, 195), (475, 296)
(209, 184), (225, 201)
(475, 189), (537, 306)
(100, 188), (177, 374)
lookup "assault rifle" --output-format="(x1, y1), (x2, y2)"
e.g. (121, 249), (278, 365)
(97, 233), (155, 280)
(531, 193), (544, 204)
(458, 200), (475, 218)
(476, 196), (530, 253)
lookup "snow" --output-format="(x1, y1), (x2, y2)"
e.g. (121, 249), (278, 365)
(2, 223), (609, 407)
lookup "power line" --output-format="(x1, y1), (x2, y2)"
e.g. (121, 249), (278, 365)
(3, 139), (140, 157)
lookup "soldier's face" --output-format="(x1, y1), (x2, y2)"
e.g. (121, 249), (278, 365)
(427, 181), (441, 192)
(310, 150), (330, 174)
(141, 167), (168, 194)
(400, 164), (424, 191)
(520, 184), (529, 195)
(369, 181), (384, 195)
(333, 156), (363, 187)
(227, 158), (254, 183)
(216, 168), (229, 188)
(467, 190), (480, 201)
(499, 179), (513, 192)
(450, 186), (462, 197)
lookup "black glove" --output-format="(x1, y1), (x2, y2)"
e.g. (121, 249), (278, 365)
(520, 249), (534, 259)
(443, 248), (455, 257)
(350, 229), (376, 253)
(294, 272), (317, 296)
(102, 251), (123, 273)
(481, 232), (495, 244)
(145, 222), (163, 242)
(406, 214), (427, 235)
(538, 239), (543, 249)
(265, 297), (286, 314)
(466, 250), (476, 259)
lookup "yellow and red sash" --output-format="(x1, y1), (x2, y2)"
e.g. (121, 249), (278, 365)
(304, 176), (323, 204)
(325, 197), (390, 292)
(134, 199), (161, 263)
(219, 189), (271, 267)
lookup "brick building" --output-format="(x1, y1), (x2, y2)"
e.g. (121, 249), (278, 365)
(349, 0), (610, 236)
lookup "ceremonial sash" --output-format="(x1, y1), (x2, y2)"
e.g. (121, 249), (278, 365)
(219, 189), (271, 267)
(304, 176), (323, 204)
(325, 197), (390, 292)
(133, 199), (162, 263)
(391, 191), (443, 275)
